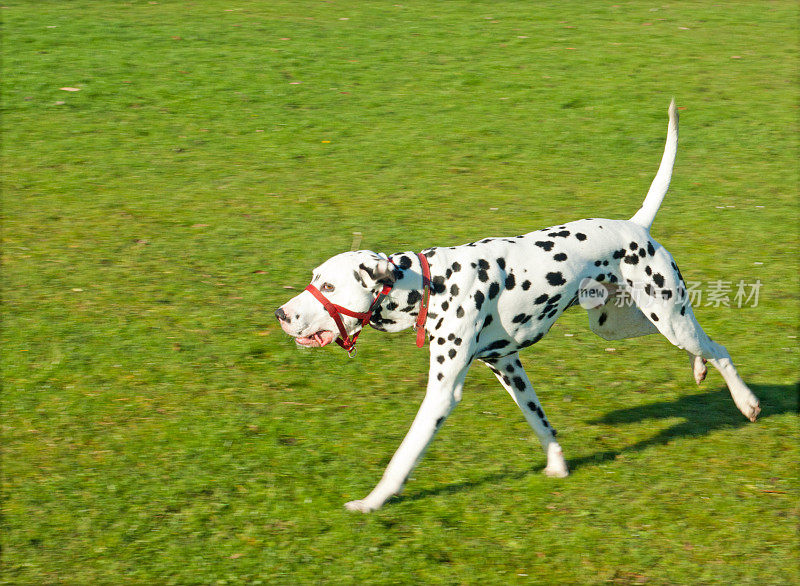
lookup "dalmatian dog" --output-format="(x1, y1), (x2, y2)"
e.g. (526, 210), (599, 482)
(275, 101), (760, 513)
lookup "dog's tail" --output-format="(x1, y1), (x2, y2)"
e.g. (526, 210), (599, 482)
(629, 99), (679, 231)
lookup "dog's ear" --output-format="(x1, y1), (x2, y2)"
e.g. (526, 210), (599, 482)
(358, 257), (396, 288)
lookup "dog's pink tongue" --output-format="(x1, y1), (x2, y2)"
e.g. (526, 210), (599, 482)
(297, 331), (336, 348)
(314, 331), (336, 347)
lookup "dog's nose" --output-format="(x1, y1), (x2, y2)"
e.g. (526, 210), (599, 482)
(275, 307), (289, 323)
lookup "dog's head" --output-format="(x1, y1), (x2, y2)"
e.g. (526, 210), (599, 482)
(275, 251), (396, 348)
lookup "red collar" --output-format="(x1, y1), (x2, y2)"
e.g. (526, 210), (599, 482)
(415, 252), (431, 348)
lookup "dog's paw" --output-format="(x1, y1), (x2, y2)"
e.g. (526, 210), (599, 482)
(544, 466), (569, 478)
(544, 443), (569, 478)
(344, 499), (379, 513)
(741, 398), (761, 423)
(693, 357), (707, 385)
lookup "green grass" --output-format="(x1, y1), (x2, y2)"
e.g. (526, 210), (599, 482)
(2, 1), (798, 583)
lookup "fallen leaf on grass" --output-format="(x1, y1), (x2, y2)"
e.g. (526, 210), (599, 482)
(60, 87), (81, 92)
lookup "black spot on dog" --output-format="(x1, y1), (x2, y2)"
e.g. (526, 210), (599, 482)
(437, 373), (443, 381)
(575, 233), (587, 241)
(451, 262), (461, 272)
(548, 230), (570, 238)
(437, 355), (445, 364)
(647, 242), (655, 256)
(436, 416), (445, 427)
(488, 282), (500, 300)
(450, 284), (460, 297)
(630, 242), (638, 250)
(441, 300), (449, 311)
(505, 273), (516, 289)
(534, 293), (548, 304)
(519, 333), (543, 348)
(613, 249), (627, 259)
(424, 250), (436, 257)
(624, 254), (639, 265)
(478, 269), (489, 282)
(644, 284), (654, 297)
(454, 337), (462, 345)
(650, 312), (659, 322)
(535, 241), (555, 251)
(661, 289), (673, 300)
(522, 280), (531, 290)
(448, 348), (457, 359)
(475, 290), (485, 310)
(513, 377), (526, 392)
(680, 306), (686, 316)
(478, 259), (489, 270)
(553, 253), (568, 262)
(512, 313), (528, 323)
(645, 265), (652, 276)
(398, 255), (412, 269)
(437, 337), (446, 345)
(599, 312), (608, 326)
(431, 276), (446, 294)
(594, 260), (602, 267)
(596, 274), (605, 282)
(497, 258), (506, 270)
(546, 272), (566, 286)
(455, 306), (465, 318)
(653, 273), (665, 288)
(407, 290), (421, 305)
(639, 248), (647, 258)
(483, 340), (510, 352)
(482, 315), (493, 329)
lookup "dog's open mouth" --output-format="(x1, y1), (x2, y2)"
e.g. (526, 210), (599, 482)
(295, 330), (337, 348)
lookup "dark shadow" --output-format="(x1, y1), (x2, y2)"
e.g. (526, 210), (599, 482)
(394, 382), (798, 505)
(568, 382), (798, 471)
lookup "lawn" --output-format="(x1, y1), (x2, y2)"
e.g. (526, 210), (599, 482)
(2, 1), (798, 583)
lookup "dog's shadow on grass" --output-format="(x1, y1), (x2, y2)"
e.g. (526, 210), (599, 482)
(395, 382), (798, 505)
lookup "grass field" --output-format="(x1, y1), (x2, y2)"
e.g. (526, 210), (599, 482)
(2, 1), (798, 583)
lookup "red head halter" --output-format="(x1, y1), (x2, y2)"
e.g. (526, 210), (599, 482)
(304, 283), (392, 357)
(303, 252), (431, 357)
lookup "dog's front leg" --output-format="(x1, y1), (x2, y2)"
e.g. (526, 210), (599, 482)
(344, 358), (471, 513)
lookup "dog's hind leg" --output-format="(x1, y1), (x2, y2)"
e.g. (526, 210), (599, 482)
(622, 246), (760, 421)
(483, 353), (568, 477)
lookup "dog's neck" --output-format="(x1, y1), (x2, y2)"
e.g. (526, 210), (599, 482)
(368, 250), (442, 334)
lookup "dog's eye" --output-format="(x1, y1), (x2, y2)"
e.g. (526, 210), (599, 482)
(321, 283), (335, 292)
